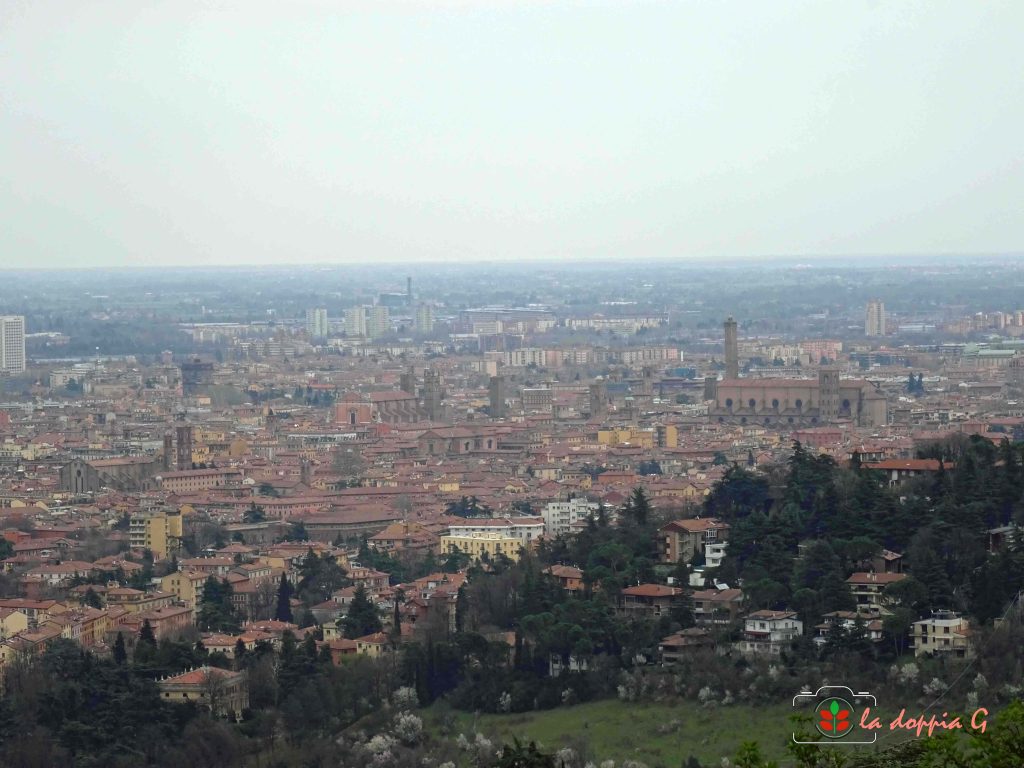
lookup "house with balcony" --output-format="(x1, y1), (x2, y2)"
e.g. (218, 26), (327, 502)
(691, 588), (744, 626)
(659, 518), (730, 564)
(619, 584), (683, 618)
(738, 610), (803, 655)
(911, 611), (973, 659)
(846, 571), (906, 611)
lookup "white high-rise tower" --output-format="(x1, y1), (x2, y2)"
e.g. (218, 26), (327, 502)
(0, 316), (26, 374)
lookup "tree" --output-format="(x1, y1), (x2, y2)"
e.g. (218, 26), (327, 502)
(198, 576), (240, 633)
(112, 632), (127, 665)
(243, 502), (267, 523)
(138, 619), (156, 647)
(274, 573), (294, 622)
(340, 584), (382, 639)
(623, 487), (652, 526)
(82, 587), (102, 609)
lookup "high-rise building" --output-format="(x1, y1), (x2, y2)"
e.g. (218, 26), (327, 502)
(345, 307), (368, 337)
(724, 317), (739, 380)
(865, 300), (886, 337)
(415, 303), (434, 334)
(305, 308), (329, 338)
(0, 316), (26, 374)
(367, 306), (390, 339)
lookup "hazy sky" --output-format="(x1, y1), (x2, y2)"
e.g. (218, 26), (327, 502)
(2, 1), (1022, 268)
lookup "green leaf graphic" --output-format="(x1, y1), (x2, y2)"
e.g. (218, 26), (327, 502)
(830, 700), (840, 716)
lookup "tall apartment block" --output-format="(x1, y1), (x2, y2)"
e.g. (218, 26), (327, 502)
(415, 304), (435, 334)
(305, 308), (329, 339)
(345, 306), (368, 337)
(367, 306), (390, 339)
(865, 300), (886, 337)
(0, 316), (26, 374)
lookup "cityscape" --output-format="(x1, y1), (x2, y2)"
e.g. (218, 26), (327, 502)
(3, 1), (1024, 767)
(1, 260), (1024, 765)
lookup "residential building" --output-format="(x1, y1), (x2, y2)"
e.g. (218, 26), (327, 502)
(866, 300), (886, 337)
(739, 610), (803, 655)
(366, 306), (390, 339)
(692, 588), (744, 625)
(619, 584), (682, 618)
(813, 611), (884, 647)
(447, 517), (544, 548)
(344, 306), (368, 337)
(105, 588), (176, 614)
(911, 611), (973, 659)
(659, 518), (730, 564)
(158, 666), (249, 719)
(129, 510), (184, 559)
(414, 304), (435, 334)
(440, 532), (522, 563)
(305, 308), (329, 339)
(0, 316), (26, 375)
(543, 564), (585, 594)
(659, 628), (712, 662)
(846, 572), (906, 611)
(541, 498), (599, 538)
(161, 569), (209, 607)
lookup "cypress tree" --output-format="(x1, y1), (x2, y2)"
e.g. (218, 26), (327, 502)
(275, 573), (294, 622)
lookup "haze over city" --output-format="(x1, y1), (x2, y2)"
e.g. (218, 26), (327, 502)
(3, 1), (1023, 268)
(4, 4), (1024, 768)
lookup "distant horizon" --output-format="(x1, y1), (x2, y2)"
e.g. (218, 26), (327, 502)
(2, 251), (1024, 273)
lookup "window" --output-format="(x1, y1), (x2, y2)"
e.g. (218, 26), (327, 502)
(748, 398), (756, 409)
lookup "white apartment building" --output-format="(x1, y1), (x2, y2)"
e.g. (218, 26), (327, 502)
(541, 498), (599, 538)
(305, 308), (329, 338)
(0, 316), (26, 374)
(366, 306), (390, 339)
(865, 300), (886, 337)
(344, 307), (368, 337)
(446, 517), (545, 548)
(504, 348), (547, 367)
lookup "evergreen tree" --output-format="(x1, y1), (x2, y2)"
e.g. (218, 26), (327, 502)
(138, 619), (156, 647)
(275, 572), (294, 622)
(341, 584), (382, 639)
(112, 632), (127, 665)
(82, 587), (102, 609)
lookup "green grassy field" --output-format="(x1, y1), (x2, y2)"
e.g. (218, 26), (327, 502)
(426, 698), (802, 766)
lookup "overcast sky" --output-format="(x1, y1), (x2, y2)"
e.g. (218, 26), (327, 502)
(2, 1), (1022, 268)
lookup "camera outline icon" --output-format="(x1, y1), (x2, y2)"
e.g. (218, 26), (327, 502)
(792, 685), (877, 746)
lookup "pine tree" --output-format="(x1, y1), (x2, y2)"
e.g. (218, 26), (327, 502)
(275, 573), (294, 622)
